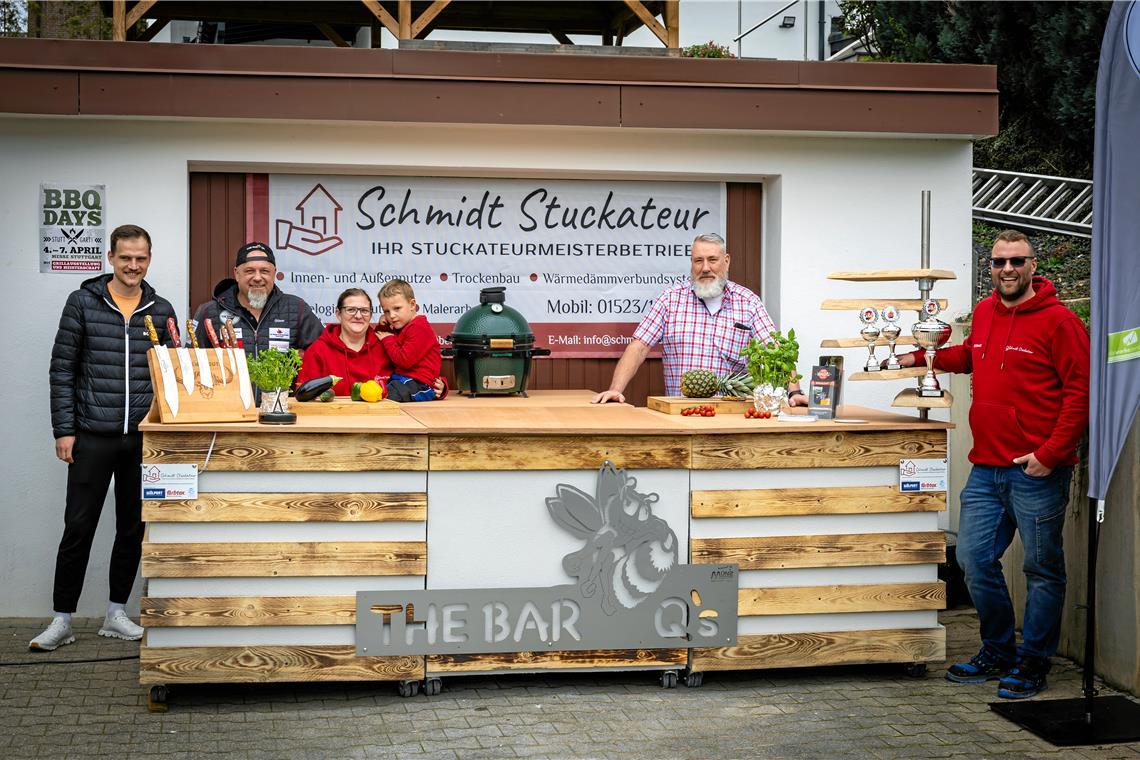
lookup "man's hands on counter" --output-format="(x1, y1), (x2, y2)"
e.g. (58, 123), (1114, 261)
(592, 390), (626, 404)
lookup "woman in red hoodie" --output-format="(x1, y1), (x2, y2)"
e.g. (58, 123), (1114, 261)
(296, 288), (391, 397)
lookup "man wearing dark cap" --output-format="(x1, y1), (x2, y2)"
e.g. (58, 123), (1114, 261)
(192, 242), (322, 356)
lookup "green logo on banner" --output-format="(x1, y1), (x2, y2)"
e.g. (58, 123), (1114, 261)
(1108, 327), (1140, 363)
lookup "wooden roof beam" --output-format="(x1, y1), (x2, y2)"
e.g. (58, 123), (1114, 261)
(411, 0), (450, 39)
(316, 22), (351, 48)
(621, 0), (667, 47)
(360, 0), (399, 38)
(548, 28), (573, 45)
(127, 0), (157, 28)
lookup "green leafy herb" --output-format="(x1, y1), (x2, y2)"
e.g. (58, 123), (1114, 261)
(245, 348), (302, 392)
(741, 329), (802, 389)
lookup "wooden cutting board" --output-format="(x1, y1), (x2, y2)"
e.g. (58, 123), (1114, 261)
(646, 396), (754, 415)
(293, 398), (401, 416)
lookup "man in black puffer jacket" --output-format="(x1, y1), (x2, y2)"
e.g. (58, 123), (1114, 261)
(30, 224), (177, 652)
(191, 241), (322, 357)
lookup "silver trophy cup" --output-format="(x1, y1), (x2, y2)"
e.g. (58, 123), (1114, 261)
(911, 299), (952, 396)
(880, 305), (902, 370)
(859, 306), (881, 372)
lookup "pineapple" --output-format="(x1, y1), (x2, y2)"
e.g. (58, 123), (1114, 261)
(680, 369), (755, 398)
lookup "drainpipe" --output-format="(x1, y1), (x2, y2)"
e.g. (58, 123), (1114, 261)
(818, 0), (826, 60)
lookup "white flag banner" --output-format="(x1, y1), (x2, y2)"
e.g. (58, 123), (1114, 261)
(259, 175), (725, 357)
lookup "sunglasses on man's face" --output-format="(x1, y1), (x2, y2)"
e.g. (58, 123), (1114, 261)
(990, 256), (1036, 269)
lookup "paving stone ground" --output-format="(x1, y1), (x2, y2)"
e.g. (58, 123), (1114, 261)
(3, 610), (1140, 759)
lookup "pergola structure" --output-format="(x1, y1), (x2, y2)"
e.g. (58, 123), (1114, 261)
(106, 1), (679, 48)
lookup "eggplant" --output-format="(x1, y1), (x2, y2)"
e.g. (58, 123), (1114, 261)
(296, 375), (341, 402)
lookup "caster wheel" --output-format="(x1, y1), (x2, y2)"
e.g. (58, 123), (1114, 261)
(904, 663), (928, 679)
(397, 680), (420, 698)
(660, 670), (678, 689)
(147, 685), (169, 713)
(424, 678), (442, 696)
(684, 671), (704, 688)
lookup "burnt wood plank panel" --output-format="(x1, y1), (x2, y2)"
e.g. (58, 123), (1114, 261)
(738, 582), (946, 616)
(691, 431), (946, 470)
(429, 434), (689, 470)
(427, 648), (686, 673)
(691, 532), (946, 569)
(691, 485), (946, 517)
(142, 431), (428, 471)
(143, 492), (427, 522)
(141, 596), (356, 626)
(690, 628), (945, 672)
(139, 645), (422, 684)
(142, 541), (426, 577)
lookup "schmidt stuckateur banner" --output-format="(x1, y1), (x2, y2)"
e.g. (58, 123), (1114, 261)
(249, 175), (725, 357)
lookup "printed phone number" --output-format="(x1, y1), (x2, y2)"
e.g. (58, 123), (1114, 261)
(546, 298), (654, 316)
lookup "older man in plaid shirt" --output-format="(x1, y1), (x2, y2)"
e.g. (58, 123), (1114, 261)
(593, 233), (805, 404)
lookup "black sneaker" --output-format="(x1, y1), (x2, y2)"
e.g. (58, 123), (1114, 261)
(945, 649), (1013, 684)
(997, 656), (1050, 699)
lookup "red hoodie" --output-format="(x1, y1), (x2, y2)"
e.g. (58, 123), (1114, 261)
(913, 276), (1089, 469)
(380, 314), (442, 386)
(296, 324), (392, 397)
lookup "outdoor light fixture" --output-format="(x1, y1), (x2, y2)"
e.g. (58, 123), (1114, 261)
(779, 16), (796, 28)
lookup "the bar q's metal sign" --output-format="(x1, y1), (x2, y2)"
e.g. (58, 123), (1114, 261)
(356, 463), (738, 656)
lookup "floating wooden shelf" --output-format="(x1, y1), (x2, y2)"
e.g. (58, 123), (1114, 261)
(827, 269), (957, 282)
(892, 388), (954, 408)
(821, 299), (948, 312)
(848, 367), (939, 381)
(821, 337), (918, 349)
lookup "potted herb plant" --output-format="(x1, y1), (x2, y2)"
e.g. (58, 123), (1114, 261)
(741, 329), (802, 416)
(245, 348), (302, 424)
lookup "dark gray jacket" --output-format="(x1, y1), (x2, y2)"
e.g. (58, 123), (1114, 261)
(50, 275), (177, 438)
(192, 279), (322, 357)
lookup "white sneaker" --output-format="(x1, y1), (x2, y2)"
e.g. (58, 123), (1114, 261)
(29, 617), (75, 651)
(99, 609), (144, 641)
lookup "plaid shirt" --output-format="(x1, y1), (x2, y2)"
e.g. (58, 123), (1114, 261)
(633, 280), (776, 396)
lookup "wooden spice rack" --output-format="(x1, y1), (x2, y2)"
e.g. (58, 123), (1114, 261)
(820, 268), (957, 417)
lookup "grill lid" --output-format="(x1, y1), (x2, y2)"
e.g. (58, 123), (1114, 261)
(450, 287), (534, 339)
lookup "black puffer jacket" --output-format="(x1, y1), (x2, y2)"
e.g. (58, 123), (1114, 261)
(192, 279), (322, 357)
(50, 275), (176, 438)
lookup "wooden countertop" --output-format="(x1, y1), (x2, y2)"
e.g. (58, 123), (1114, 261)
(140, 391), (950, 435)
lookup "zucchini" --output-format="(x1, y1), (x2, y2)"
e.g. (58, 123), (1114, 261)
(350, 381), (363, 402)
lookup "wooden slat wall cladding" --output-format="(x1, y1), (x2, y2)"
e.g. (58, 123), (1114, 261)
(189, 174), (763, 408)
(690, 628), (945, 673)
(691, 485), (946, 518)
(140, 645), (423, 684)
(691, 532), (946, 569)
(690, 431), (947, 470)
(738, 583), (946, 616)
(142, 432), (428, 471)
(142, 596), (357, 627)
(142, 541), (427, 577)
(429, 435), (690, 471)
(427, 648), (687, 674)
(142, 492), (427, 522)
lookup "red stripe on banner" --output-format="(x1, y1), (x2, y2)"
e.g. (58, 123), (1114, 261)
(245, 174), (269, 244)
(428, 321), (663, 359)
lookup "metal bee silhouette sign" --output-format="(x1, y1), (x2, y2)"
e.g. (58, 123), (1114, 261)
(356, 462), (738, 656)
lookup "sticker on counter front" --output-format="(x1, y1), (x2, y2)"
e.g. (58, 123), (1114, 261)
(899, 458), (947, 492)
(140, 464), (198, 500)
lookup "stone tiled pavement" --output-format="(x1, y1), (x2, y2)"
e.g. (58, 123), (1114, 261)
(3, 610), (1140, 759)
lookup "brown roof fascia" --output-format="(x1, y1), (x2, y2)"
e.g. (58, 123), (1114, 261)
(0, 38), (998, 136)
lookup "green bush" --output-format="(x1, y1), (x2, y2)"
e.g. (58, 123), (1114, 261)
(682, 41), (736, 58)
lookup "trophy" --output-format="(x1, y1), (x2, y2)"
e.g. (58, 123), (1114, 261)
(879, 304), (902, 370)
(911, 298), (952, 396)
(859, 306), (881, 372)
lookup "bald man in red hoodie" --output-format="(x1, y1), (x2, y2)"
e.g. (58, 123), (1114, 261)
(894, 229), (1089, 699)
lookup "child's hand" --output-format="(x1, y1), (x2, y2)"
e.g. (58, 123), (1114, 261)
(375, 329), (394, 339)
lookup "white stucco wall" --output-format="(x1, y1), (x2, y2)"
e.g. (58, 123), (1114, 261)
(0, 116), (972, 616)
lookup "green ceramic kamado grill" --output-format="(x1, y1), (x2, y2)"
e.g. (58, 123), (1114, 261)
(443, 287), (551, 396)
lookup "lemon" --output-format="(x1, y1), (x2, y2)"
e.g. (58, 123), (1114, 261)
(359, 380), (384, 403)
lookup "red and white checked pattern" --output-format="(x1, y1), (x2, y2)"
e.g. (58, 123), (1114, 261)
(633, 281), (776, 395)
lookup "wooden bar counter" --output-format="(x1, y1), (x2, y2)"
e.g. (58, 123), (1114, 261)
(138, 391), (949, 697)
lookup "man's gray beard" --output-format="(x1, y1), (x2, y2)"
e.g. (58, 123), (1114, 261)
(692, 275), (726, 299)
(247, 289), (269, 310)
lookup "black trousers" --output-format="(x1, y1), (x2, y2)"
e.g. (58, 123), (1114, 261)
(52, 431), (144, 613)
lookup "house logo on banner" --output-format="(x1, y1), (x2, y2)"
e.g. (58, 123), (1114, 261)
(354, 462), (738, 656)
(274, 183), (344, 256)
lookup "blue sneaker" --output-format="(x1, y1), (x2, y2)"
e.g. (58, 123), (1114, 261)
(997, 657), (1050, 699)
(945, 648), (1013, 684)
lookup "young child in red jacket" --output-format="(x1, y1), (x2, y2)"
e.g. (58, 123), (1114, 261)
(376, 279), (443, 402)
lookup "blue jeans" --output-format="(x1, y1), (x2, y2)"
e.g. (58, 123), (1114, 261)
(957, 463), (1073, 661)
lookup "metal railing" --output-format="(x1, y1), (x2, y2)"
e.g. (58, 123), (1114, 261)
(973, 168), (1092, 238)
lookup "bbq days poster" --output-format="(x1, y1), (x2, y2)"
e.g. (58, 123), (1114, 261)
(252, 175), (725, 357)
